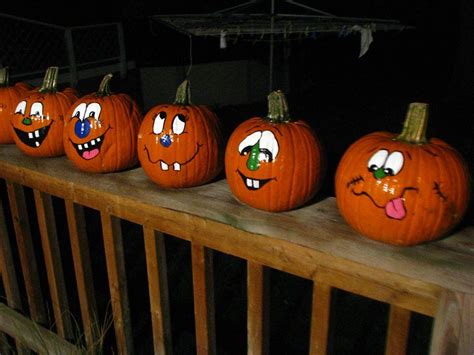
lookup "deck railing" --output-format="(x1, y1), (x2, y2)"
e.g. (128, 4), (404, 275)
(0, 144), (472, 354)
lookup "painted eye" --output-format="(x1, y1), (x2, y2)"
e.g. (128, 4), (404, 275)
(383, 151), (404, 176)
(238, 131), (262, 155)
(368, 149), (388, 172)
(259, 130), (279, 162)
(72, 103), (86, 120)
(15, 101), (26, 114)
(29, 102), (43, 117)
(172, 114), (186, 134)
(85, 103), (101, 121)
(153, 111), (166, 134)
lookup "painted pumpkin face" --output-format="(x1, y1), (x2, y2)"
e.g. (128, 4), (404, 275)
(10, 67), (77, 157)
(64, 74), (143, 173)
(0, 67), (33, 144)
(335, 103), (471, 246)
(137, 80), (223, 188)
(225, 91), (324, 212)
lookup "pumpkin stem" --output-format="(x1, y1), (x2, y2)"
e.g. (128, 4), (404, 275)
(96, 73), (114, 97)
(174, 79), (192, 105)
(267, 90), (292, 123)
(395, 102), (429, 144)
(0, 67), (9, 87)
(39, 66), (59, 93)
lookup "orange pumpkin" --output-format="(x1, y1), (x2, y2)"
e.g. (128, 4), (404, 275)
(225, 90), (324, 212)
(137, 79), (223, 188)
(10, 66), (77, 157)
(64, 73), (143, 173)
(335, 102), (471, 246)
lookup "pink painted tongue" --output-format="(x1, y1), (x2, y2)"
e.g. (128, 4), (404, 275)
(385, 197), (406, 220)
(82, 149), (99, 160)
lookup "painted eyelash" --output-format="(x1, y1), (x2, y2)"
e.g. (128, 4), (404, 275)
(433, 182), (447, 201)
(347, 175), (364, 188)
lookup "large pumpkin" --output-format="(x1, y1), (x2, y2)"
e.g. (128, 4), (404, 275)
(10, 66), (77, 157)
(137, 79), (223, 188)
(0, 67), (33, 144)
(335, 102), (471, 246)
(225, 90), (324, 212)
(64, 73), (143, 173)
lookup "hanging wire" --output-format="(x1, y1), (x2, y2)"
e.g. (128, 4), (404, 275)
(186, 34), (193, 78)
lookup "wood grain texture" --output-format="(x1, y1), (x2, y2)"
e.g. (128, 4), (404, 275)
(385, 305), (411, 355)
(309, 282), (331, 355)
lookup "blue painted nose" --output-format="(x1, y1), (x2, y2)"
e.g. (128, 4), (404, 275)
(160, 134), (172, 147)
(75, 120), (90, 138)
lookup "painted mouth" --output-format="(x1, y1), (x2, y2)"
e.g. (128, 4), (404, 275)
(13, 124), (52, 148)
(144, 143), (202, 171)
(237, 170), (274, 190)
(70, 134), (105, 160)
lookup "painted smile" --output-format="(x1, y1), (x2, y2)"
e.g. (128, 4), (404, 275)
(144, 143), (202, 171)
(69, 127), (109, 160)
(237, 170), (275, 190)
(13, 123), (52, 148)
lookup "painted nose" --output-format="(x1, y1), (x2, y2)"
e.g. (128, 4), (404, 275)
(160, 134), (172, 147)
(22, 117), (32, 125)
(373, 167), (388, 180)
(75, 120), (91, 138)
(246, 141), (260, 171)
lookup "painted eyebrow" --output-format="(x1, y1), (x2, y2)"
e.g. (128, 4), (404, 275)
(246, 125), (261, 133)
(367, 146), (380, 153)
(422, 147), (438, 157)
(405, 151), (412, 160)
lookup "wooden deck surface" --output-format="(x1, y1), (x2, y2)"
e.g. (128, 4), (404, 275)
(0, 144), (473, 317)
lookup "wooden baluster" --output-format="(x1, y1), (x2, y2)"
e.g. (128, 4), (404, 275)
(6, 182), (47, 325)
(191, 244), (216, 355)
(0, 196), (29, 354)
(65, 200), (98, 350)
(430, 290), (473, 355)
(101, 212), (134, 355)
(247, 261), (270, 355)
(144, 227), (172, 354)
(309, 282), (332, 355)
(385, 305), (411, 355)
(33, 190), (73, 339)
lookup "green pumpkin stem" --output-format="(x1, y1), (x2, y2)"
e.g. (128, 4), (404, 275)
(96, 73), (113, 97)
(39, 66), (59, 93)
(267, 90), (292, 123)
(0, 67), (9, 87)
(395, 102), (429, 144)
(174, 79), (192, 105)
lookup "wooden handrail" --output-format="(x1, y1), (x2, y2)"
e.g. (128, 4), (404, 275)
(0, 144), (473, 354)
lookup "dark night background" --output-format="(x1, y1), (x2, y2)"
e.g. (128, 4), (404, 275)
(1, 1), (473, 354)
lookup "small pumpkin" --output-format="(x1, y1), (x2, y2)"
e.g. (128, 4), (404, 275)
(0, 67), (33, 144)
(225, 90), (324, 212)
(137, 79), (223, 188)
(10, 66), (77, 157)
(64, 73), (143, 173)
(335, 102), (471, 246)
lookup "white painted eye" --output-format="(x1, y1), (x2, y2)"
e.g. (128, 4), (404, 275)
(368, 149), (389, 171)
(153, 111), (166, 134)
(172, 114), (186, 134)
(15, 101), (26, 114)
(71, 103), (86, 121)
(238, 131), (262, 154)
(30, 102), (43, 117)
(259, 130), (279, 162)
(85, 103), (102, 121)
(384, 151), (404, 176)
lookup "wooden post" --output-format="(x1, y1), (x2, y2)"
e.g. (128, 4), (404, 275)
(309, 282), (332, 355)
(385, 305), (411, 355)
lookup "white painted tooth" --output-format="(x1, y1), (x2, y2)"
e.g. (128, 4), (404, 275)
(34, 130), (40, 138)
(35, 141), (40, 147)
(253, 180), (260, 189)
(173, 162), (181, 171)
(160, 162), (169, 171)
(84, 143), (89, 149)
(78, 144), (83, 150)
(91, 139), (96, 146)
(96, 137), (101, 142)
(28, 132), (34, 139)
(246, 178), (252, 187)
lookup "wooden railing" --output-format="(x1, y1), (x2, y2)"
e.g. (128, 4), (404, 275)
(0, 144), (472, 354)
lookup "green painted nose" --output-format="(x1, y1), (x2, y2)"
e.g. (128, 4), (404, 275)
(22, 117), (32, 125)
(373, 167), (387, 180)
(247, 141), (261, 171)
